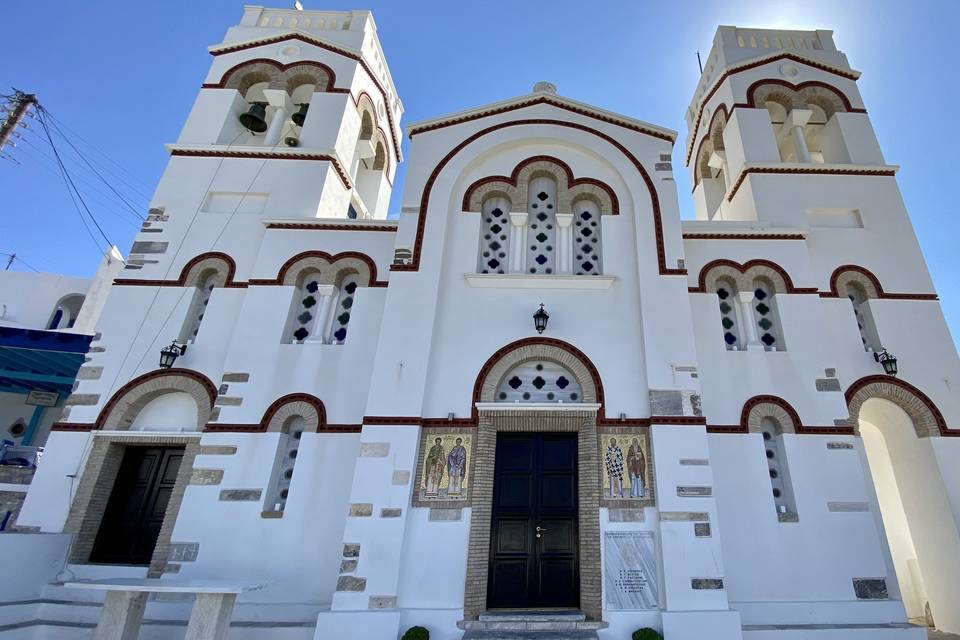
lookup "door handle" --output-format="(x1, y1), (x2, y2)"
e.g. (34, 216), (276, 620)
(536, 526), (547, 538)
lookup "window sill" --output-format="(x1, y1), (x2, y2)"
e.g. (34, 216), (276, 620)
(464, 273), (615, 290)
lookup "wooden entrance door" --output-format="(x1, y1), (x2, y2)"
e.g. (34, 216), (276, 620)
(90, 446), (184, 565)
(488, 433), (579, 608)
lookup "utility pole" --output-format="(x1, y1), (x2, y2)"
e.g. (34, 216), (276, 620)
(696, 51), (703, 74)
(4, 253), (14, 271)
(0, 90), (36, 154)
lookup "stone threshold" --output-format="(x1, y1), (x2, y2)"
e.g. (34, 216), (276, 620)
(459, 609), (608, 632)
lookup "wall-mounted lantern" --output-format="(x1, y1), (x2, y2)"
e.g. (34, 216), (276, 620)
(159, 341), (187, 369)
(873, 348), (898, 376)
(533, 303), (549, 334)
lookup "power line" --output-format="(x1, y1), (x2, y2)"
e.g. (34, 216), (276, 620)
(39, 109), (146, 220)
(40, 108), (155, 199)
(16, 137), (143, 227)
(34, 107), (112, 251)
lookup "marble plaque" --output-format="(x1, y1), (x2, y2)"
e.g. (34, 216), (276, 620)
(604, 531), (658, 610)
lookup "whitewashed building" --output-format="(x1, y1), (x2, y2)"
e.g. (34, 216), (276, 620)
(3, 8), (960, 640)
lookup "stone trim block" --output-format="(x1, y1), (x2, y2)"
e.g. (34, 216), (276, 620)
(342, 544), (360, 558)
(199, 445), (237, 456)
(336, 576), (366, 592)
(391, 470), (410, 485)
(827, 442), (854, 450)
(828, 501), (870, 512)
(168, 542), (199, 562)
(130, 241), (168, 254)
(380, 508), (402, 518)
(677, 486), (712, 497)
(853, 578), (888, 599)
(694, 523), (712, 537)
(221, 373), (250, 383)
(190, 469), (224, 485)
(219, 489), (262, 501)
(692, 578), (725, 590)
(65, 394), (100, 406)
(77, 366), (104, 380)
(360, 442), (390, 457)
(261, 510), (283, 519)
(340, 559), (357, 573)
(608, 509), (645, 522)
(214, 396), (243, 406)
(349, 503), (373, 517)
(660, 511), (710, 522)
(368, 596), (396, 609)
(816, 378), (842, 392)
(679, 458), (709, 466)
(429, 508), (462, 521)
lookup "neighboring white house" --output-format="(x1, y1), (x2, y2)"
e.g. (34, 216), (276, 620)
(2, 9), (959, 640)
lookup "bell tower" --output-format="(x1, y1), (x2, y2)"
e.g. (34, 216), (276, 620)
(685, 27), (887, 225)
(171, 6), (402, 221)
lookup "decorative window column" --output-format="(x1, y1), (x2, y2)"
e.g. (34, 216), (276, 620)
(737, 291), (763, 351)
(306, 284), (337, 344)
(783, 109), (813, 163)
(555, 213), (574, 274)
(262, 89), (293, 147)
(509, 212), (528, 274)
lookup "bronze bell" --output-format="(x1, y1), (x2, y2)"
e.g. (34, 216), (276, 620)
(239, 102), (268, 133)
(291, 103), (310, 127)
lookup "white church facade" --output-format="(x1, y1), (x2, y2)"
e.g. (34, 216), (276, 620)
(5, 7), (960, 640)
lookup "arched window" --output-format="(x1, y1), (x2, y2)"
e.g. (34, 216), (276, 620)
(329, 273), (360, 344)
(495, 360), (583, 403)
(287, 269), (324, 343)
(180, 270), (217, 343)
(846, 282), (881, 352)
(759, 416), (798, 519)
(47, 294), (86, 330)
(351, 109), (376, 180)
(716, 278), (741, 351)
(527, 176), (557, 275)
(573, 198), (602, 275)
(264, 415), (305, 513)
(478, 196), (510, 274)
(752, 278), (783, 351)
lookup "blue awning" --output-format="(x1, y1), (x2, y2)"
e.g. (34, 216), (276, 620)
(0, 327), (92, 398)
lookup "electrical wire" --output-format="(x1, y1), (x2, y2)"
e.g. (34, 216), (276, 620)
(39, 108), (146, 220)
(35, 108), (112, 250)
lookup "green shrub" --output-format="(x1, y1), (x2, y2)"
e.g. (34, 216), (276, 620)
(632, 628), (662, 640)
(401, 626), (429, 640)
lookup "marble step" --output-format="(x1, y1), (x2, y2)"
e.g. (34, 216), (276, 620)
(461, 610), (606, 635)
(479, 611), (586, 622)
(461, 632), (599, 640)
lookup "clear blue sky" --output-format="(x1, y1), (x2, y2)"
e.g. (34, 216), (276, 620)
(2, 1), (957, 342)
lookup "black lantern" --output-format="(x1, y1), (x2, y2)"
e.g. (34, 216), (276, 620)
(533, 303), (549, 334)
(159, 341), (187, 369)
(873, 348), (898, 376)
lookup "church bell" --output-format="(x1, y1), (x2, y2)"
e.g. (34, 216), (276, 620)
(291, 103), (310, 127)
(239, 102), (268, 133)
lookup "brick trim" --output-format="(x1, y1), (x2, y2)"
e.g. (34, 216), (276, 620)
(264, 222), (397, 232)
(685, 53), (862, 165)
(204, 392), (360, 433)
(690, 258), (818, 294)
(682, 232), (806, 241)
(727, 165), (896, 202)
(207, 34), (402, 162)
(391, 118), (685, 276)
(115, 252), (241, 288)
(845, 375), (956, 437)
(408, 94), (674, 143)
(168, 148), (353, 190)
(821, 264), (938, 301)
(707, 394), (853, 435)
(114, 250), (388, 289)
(460, 154), (620, 215)
(462, 411), (602, 621)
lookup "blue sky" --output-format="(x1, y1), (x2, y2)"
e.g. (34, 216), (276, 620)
(1, 1), (957, 342)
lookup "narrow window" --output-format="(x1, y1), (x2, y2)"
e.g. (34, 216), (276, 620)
(716, 279), (740, 351)
(181, 271), (216, 343)
(330, 274), (360, 344)
(573, 199), (602, 275)
(752, 279), (783, 351)
(287, 270), (323, 343)
(761, 417), (798, 519)
(526, 176), (557, 275)
(264, 415), (305, 513)
(478, 196), (510, 274)
(846, 283), (881, 351)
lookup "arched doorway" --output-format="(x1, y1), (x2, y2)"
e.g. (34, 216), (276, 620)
(849, 379), (960, 633)
(463, 338), (603, 621)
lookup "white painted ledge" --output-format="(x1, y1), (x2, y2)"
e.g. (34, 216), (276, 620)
(64, 578), (264, 594)
(465, 274), (615, 290)
(475, 402), (602, 412)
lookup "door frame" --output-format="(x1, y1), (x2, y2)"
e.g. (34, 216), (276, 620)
(63, 432), (200, 576)
(464, 405), (602, 621)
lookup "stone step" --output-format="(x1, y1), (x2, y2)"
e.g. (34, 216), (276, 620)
(479, 611), (586, 623)
(461, 632), (599, 640)
(462, 620), (606, 632)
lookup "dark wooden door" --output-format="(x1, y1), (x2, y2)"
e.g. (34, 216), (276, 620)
(488, 433), (579, 609)
(90, 446), (184, 565)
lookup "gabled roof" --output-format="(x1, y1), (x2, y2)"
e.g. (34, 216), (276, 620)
(407, 85), (677, 143)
